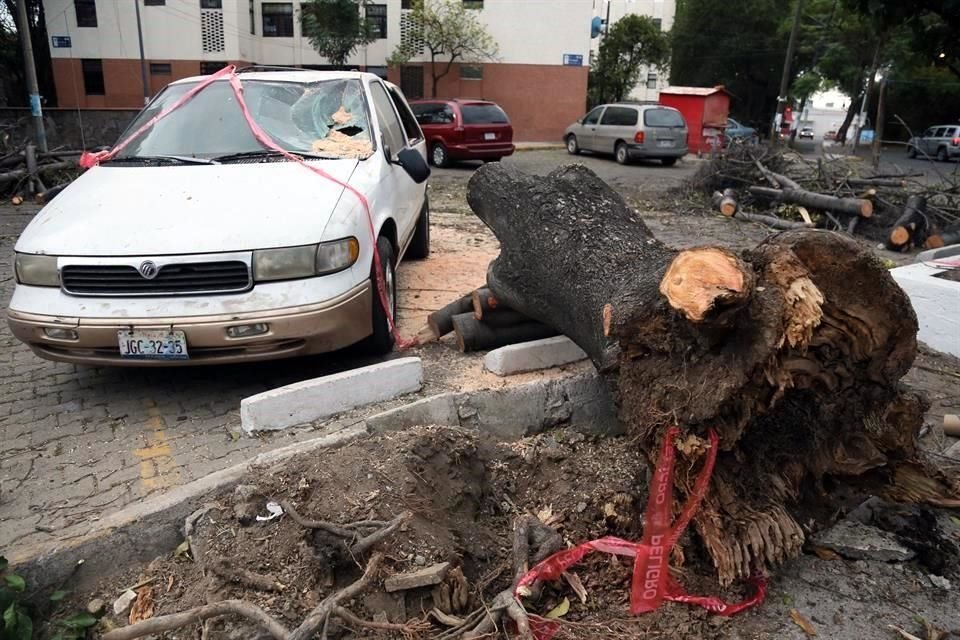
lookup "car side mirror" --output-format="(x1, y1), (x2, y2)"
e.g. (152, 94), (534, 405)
(396, 148), (430, 184)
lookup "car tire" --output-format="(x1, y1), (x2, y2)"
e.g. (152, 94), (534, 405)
(431, 143), (450, 168)
(937, 147), (949, 162)
(661, 157), (678, 167)
(615, 142), (629, 165)
(566, 135), (580, 155)
(406, 197), (430, 260)
(362, 236), (397, 355)
(907, 145), (917, 159)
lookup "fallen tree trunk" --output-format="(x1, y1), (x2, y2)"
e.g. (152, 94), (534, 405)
(452, 313), (557, 353)
(886, 195), (928, 251)
(467, 163), (958, 585)
(428, 294), (475, 338)
(711, 188), (738, 217)
(749, 185), (873, 218)
(924, 227), (960, 250)
(735, 211), (813, 230)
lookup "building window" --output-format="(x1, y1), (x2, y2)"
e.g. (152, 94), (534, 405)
(249, 0), (255, 34)
(144, 0), (166, 5)
(463, 0), (483, 8)
(401, 0), (411, 8)
(200, 0), (223, 8)
(646, 72), (657, 89)
(75, 0), (97, 27)
(200, 61), (226, 75)
(150, 62), (172, 74)
(461, 64), (482, 80)
(262, 3), (293, 37)
(653, 18), (662, 30)
(81, 59), (104, 95)
(367, 4), (387, 39)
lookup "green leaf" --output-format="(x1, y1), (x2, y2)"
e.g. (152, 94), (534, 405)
(0, 556), (8, 571)
(3, 602), (16, 630)
(49, 589), (69, 602)
(3, 575), (25, 592)
(950, 516), (960, 527)
(544, 597), (570, 619)
(3, 603), (32, 640)
(59, 612), (99, 629)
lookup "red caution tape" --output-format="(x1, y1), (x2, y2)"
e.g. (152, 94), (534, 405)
(514, 427), (766, 640)
(79, 65), (417, 350)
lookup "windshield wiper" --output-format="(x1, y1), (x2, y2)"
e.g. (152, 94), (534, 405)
(213, 150), (335, 163)
(103, 155), (217, 165)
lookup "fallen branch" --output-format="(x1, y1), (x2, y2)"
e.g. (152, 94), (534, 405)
(736, 211), (814, 230)
(749, 185), (873, 218)
(886, 195), (928, 251)
(208, 558), (285, 592)
(845, 177), (906, 188)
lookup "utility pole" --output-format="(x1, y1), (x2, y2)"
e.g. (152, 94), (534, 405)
(16, 0), (47, 152)
(769, 0), (806, 145)
(871, 77), (887, 169)
(134, 0), (150, 105)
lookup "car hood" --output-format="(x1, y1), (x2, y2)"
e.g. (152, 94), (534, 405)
(15, 159), (360, 256)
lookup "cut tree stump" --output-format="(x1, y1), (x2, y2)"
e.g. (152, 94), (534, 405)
(467, 163), (958, 585)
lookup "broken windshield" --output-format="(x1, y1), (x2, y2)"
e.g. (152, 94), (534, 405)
(114, 78), (374, 161)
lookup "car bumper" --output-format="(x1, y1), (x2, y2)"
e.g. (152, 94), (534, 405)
(626, 144), (688, 159)
(7, 281), (373, 366)
(447, 143), (515, 160)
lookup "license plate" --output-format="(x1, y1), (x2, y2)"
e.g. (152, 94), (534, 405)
(484, 132), (496, 141)
(118, 330), (189, 360)
(657, 139), (674, 148)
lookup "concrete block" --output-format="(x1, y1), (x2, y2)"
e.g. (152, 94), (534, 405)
(366, 393), (460, 433)
(483, 336), (587, 376)
(384, 562), (450, 592)
(241, 358), (423, 433)
(890, 263), (960, 357)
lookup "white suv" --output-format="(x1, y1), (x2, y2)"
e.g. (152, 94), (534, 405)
(9, 70), (430, 365)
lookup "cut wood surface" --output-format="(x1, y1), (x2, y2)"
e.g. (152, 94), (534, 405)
(471, 287), (499, 320)
(749, 185), (873, 218)
(711, 188), (738, 216)
(886, 195), (928, 251)
(467, 162), (957, 585)
(452, 313), (557, 353)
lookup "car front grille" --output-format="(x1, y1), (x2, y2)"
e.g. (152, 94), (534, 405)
(61, 261), (252, 296)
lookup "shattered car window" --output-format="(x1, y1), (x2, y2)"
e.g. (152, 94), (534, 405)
(115, 78), (374, 160)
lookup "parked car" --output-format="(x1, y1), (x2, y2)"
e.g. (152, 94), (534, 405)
(725, 117), (758, 143)
(564, 104), (689, 166)
(798, 126), (815, 139)
(408, 99), (515, 167)
(8, 70), (431, 365)
(824, 130), (838, 141)
(907, 124), (960, 161)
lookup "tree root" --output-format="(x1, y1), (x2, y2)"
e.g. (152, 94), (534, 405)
(104, 554), (400, 640)
(207, 558), (285, 592)
(280, 500), (411, 556)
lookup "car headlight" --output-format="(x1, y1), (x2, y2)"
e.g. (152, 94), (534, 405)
(253, 238), (359, 282)
(14, 253), (59, 287)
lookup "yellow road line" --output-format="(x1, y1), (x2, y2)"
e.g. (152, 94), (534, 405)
(133, 400), (182, 492)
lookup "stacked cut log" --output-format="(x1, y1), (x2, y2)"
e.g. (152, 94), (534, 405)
(885, 195), (929, 251)
(467, 162), (958, 587)
(0, 144), (80, 204)
(423, 287), (558, 353)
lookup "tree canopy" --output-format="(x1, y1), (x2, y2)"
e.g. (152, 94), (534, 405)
(589, 14), (670, 106)
(388, 0), (498, 98)
(300, 0), (375, 69)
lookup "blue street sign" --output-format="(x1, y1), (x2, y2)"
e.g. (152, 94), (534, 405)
(563, 54), (584, 66)
(51, 36), (72, 48)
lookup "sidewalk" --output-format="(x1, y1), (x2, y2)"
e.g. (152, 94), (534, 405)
(515, 141), (566, 152)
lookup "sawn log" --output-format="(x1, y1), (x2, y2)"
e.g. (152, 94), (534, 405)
(467, 163), (957, 585)
(749, 185), (873, 218)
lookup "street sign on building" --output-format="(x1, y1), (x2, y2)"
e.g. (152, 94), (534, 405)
(51, 36), (72, 48)
(563, 54), (583, 66)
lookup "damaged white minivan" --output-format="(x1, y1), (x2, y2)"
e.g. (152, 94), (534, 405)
(9, 70), (430, 365)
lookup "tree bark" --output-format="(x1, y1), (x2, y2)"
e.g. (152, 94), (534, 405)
(711, 188), (738, 216)
(452, 313), (557, 353)
(749, 185), (873, 217)
(467, 163), (957, 585)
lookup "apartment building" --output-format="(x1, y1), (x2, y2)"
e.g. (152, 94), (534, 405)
(592, 0), (675, 102)
(43, 0), (594, 140)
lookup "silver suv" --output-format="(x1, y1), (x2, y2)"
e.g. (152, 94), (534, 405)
(564, 104), (688, 166)
(908, 124), (960, 162)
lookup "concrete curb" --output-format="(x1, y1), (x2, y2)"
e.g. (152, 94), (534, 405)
(14, 370), (618, 593)
(241, 357), (423, 433)
(483, 336), (587, 376)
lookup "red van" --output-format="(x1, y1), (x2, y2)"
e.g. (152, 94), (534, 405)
(409, 99), (515, 167)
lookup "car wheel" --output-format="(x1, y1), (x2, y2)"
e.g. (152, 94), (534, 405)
(566, 135), (580, 155)
(661, 157), (678, 167)
(363, 236), (396, 355)
(431, 143), (450, 168)
(406, 196), (430, 260)
(907, 145), (917, 159)
(937, 147), (949, 162)
(615, 142), (629, 165)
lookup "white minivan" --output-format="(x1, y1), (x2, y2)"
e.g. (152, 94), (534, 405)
(9, 70), (430, 365)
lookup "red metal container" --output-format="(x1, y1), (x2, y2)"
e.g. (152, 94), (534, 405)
(658, 86), (731, 154)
